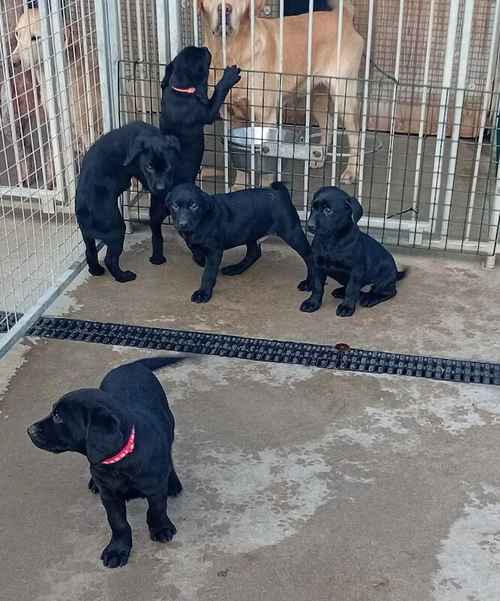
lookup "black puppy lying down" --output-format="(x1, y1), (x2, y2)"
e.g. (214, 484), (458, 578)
(150, 46), (240, 265)
(76, 121), (180, 282)
(167, 182), (314, 303)
(301, 186), (406, 317)
(28, 356), (183, 568)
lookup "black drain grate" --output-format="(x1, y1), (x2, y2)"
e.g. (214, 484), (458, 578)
(25, 316), (500, 386)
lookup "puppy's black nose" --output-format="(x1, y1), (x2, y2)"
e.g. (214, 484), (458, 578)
(27, 424), (38, 439)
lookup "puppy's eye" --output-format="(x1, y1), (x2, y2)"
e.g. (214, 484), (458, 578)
(323, 207), (333, 216)
(52, 412), (63, 424)
(145, 162), (154, 173)
(189, 203), (199, 211)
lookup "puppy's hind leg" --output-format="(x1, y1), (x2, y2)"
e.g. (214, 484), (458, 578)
(147, 494), (177, 543)
(149, 194), (168, 265)
(104, 232), (137, 283)
(278, 224), (314, 291)
(167, 468), (183, 496)
(83, 235), (105, 276)
(221, 241), (261, 276)
(360, 275), (397, 308)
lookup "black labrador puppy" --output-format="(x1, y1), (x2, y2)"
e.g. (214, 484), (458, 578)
(76, 121), (180, 282)
(300, 186), (407, 317)
(27, 356), (184, 569)
(167, 182), (314, 303)
(149, 46), (240, 265)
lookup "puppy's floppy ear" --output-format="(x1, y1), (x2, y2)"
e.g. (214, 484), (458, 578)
(123, 136), (146, 166)
(85, 406), (124, 464)
(346, 195), (363, 223)
(161, 60), (174, 89)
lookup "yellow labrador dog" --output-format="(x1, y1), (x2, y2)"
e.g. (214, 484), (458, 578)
(11, 7), (102, 176)
(200, 0), (363, 185)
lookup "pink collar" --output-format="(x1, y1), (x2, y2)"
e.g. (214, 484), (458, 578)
(101, 426), (136, 464)
(173, 86), (196, 94)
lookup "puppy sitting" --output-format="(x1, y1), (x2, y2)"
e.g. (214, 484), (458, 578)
(300, 186), (407, 317)
(27, 356), (184, 569)
(150, 46), (240, 264)
(167, 182), (314, 303)
(76, 121), (180, 282)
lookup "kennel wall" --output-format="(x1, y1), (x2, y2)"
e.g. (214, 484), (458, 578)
(0, 0), (116, 352)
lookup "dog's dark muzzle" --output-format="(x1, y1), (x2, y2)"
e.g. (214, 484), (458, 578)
(27, 423), (64, 453)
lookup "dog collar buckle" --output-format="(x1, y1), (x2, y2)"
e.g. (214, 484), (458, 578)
(101, 425), (136, 464)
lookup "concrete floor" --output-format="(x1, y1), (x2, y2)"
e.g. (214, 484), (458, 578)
(1, 227), (500, 601)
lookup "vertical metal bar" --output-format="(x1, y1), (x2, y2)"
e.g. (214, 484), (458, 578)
(382, 0), (404, 219)
(192, 0), (199, 46)
(490, 124), (500, 265)
(156, 0), (169, 64)
(357, 0), (374, 203)
(135, 0), (146, 115)
(330, 0), (343, 186)
(428, 0), (460, 235)
(221, 0), (230, 192)
(39, 0), (64, 210)
(440, 0), (474, 242)
(79, 0), (94, 145)
(465, 0), (500, 241)
(249, 0), (256, 188)
(168, 0), (181, 58)
(302, 0), (314, 214)
(276, 0), (284, 183)
(412, 0), (435, 216)
(48, 0), (76, 201)
(95, 0), (120, 131)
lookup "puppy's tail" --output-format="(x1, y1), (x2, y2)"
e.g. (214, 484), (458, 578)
(128, 356), (185, 372)
(397, 267), (409, 281)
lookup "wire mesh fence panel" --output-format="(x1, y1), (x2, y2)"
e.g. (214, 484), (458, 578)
(119, 57), (499, 257)
(0, 0), (104, 341)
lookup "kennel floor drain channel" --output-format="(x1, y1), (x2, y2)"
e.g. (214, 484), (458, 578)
(21, 316), (500, 386)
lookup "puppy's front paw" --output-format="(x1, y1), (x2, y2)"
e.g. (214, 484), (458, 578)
(191, 289), (212, 303)
(336, 303), (355, 317)
(101, 543), (131, 568)
(89, 265), (105, 276)
(150, 254), (166, 265)
(88, 478), (99, 494)
(115, 270), (137, 283)
(150, 521), (177, 543)
(300, 298), (321, 313)
(297, 279), (312, 291)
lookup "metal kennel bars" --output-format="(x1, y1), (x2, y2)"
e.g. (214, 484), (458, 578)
(118, 0), (500, 258)
(0, 0), (112, 350)
(1, 0), (500, 353)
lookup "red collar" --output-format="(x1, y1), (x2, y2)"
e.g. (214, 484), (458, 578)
(101, 426), (136, 464)
(173, 86), (196, 94)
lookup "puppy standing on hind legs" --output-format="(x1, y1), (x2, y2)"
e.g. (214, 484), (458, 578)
(152, 46), (240, 265)
(76, 121), (180, 282)
(300, 186), (407, 317)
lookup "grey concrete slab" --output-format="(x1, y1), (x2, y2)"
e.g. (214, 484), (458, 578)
(1, 339), (500, 601)
(1, 230), (500, 601)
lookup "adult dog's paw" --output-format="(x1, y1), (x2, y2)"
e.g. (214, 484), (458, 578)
(336, 303), (355, 317)
(300, 298), (321, 313)
(149, 254), (166, 265)
(191, 289), (212, 303)
(101, 543), (131, 568)
(150, 522), (177, 543)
